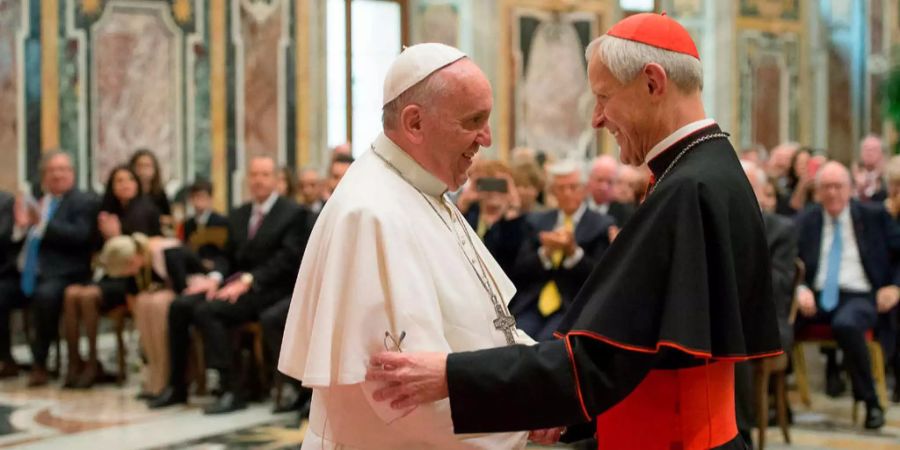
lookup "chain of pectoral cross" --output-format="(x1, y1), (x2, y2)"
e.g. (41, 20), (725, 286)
(372, 147), (518, 345)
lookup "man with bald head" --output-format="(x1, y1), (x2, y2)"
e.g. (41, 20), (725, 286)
(794, 161), (900, 429)
(854, 135), (887, 202)
(149, 156), (311, 414)
(587, 154), (633, 225)
(368, 13), (780, 449)
(278, 44), (532, 449)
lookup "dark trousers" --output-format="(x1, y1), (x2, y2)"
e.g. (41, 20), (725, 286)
(0, 274), (82, 368)
(797, 292), (878, 404)
(0, 277), (22, 362)
(258, 297), (291, 365)
(193, 294), (259, 376)
(166, 293), (205, 388)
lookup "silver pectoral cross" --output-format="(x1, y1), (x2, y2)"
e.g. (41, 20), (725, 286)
(492, 303), (517, 345)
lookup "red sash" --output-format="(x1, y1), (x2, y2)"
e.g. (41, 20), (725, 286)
(595, 361), (737, 449)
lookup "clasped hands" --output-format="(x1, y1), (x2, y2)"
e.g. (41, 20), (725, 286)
(183, 274), (250, 302)
(796, 285), (900, 317)
(539, 228), (576, 257)
(365, 352), (565, 445)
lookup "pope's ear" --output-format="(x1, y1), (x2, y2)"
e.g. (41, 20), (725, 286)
(400, 104), (425, 143)
(643, 63), (668, 97)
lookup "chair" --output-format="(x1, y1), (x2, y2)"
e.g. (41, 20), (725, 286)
(792, 325), (889, 417)
(237, 322), (270, 395)
(105, 305), (130, 384)
(754, 258), (803, 450)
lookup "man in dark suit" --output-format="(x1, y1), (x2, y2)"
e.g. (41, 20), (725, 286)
(509, 161), (614, 341)
(0, 191), (22, 377)
(794, 161), (900, 429)
(149, 156), (309, 414)
(587, 155), (634, 227)
(0, 151), (97, 386)
(181, 179), (228, 271)
(735, 161), (800, 445)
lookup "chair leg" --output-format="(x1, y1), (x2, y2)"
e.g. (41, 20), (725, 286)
(253, 332), (267, 391)
(756, 363), (770, 450)
(867, 341), (889, 409)
(191, 331), (206, 396)
(115, 315), (126, 385)
(792, 344), (811, 408)
(774, 371), (791, 444)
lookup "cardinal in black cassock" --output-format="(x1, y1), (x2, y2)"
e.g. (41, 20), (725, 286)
(368, 12), (782, 450)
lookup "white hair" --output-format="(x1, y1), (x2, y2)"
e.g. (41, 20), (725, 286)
(740, 160), (767, 187)
(585, 35), (703, 92)
(547, 159), (586, 183)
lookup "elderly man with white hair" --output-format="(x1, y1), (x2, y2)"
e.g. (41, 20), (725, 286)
(587, 154), (634, 226)
(508, 160), (614, 342)
(367, 13), (781, 449)
(854, 134), (888, 202)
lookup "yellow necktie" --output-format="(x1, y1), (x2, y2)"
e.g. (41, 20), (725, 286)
(476, 217), (488, 240)
(538, 215), (573, 317)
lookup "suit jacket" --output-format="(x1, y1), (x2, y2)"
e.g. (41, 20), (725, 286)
(32, 189), (98, 280)
(213, 196), (311, 308)
(763, 212), (798, 349)
(509, 208), (614, 340)
(796, 201), (900, 355)
(183, 211), (229, 264)
(0, 192), (19, 279)
(463, 202), (527, 276)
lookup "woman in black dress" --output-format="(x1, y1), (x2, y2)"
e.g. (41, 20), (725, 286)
(62, 165), (161, 388)
(130, 148), (172, 231)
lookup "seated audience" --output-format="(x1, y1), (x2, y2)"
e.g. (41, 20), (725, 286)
(587, 155), (634, 226)
(148, 157), (310, 415)
(296, 168), (324, 214)
(130, 149), (172, 232)
(509, 160), (614, 341)
(322, 154), (354, 203)
(854, 135), (887, 203)
(277, 165), (296, 198)
(0, 151), (97, 387)
(512, 162), (545, 214)
(62, 165), (161, 388)
(181, 179), (228, 271)
(0, 191), (21, 377)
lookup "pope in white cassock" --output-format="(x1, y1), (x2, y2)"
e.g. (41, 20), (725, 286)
(278, 43), (534, 449)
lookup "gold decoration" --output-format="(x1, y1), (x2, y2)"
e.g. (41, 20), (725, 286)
(172, 0), (192, 23)
(81, 0), (102, 15)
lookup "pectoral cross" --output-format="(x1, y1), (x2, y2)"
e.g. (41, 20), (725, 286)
(493, 302), (517, 345)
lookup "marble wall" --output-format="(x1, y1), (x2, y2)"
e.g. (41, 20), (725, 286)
(91, 3), (182, 190)
(0, 0), (21, 192)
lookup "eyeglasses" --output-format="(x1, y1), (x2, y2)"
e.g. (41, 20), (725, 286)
(383, 330), (407, 352)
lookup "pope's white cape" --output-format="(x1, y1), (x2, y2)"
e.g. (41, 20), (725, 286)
(278, 133), (531, 449)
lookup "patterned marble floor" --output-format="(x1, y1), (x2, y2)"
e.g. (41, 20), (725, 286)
(0, 336), (895, 449)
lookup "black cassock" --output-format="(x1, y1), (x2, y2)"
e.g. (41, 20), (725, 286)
(447, 124), (782, 449)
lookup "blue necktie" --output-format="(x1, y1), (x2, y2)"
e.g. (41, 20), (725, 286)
(20, 197), (60, 297)
(820, 217), (843, 312)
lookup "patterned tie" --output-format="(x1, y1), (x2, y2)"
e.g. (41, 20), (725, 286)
(538, 214), (574, 317)
(248, 208), (265, 240)
(820, 217), (843, 312)
(20, 197), (60, 297)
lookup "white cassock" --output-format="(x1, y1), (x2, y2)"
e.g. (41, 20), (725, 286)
(279, 133), (532, 450)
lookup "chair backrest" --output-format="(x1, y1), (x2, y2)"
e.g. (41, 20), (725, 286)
(788, 258), (805, 325)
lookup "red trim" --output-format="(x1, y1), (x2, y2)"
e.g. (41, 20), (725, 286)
(563, 335), (591, 422)
(565, 329), (783, 361)
(552, 331), (564, 339)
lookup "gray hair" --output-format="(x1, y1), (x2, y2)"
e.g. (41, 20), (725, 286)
(547, 159), (586, 183)
(585, 35), (703, 92)
(39, 150), (73, 176)
(740, 160), (767, 187)
(382, 63), (455, 130)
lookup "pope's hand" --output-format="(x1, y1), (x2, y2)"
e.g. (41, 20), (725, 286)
(366, 352), (449, 410)
(528, 427), (565, 445)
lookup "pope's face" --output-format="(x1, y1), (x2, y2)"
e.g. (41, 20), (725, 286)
(423, 60), (493, 191)
(588, 53), (655, 166)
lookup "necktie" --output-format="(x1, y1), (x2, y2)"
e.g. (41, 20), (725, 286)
(20, 197), (60, 297)
(820, 217), (843, 312)
(476, 217), (488, 240)
(538, 215), (574, 317)
(248, 208), (265, 240)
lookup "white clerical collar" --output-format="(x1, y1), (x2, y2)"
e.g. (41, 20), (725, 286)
(253, 191), (279, 215)
(373, 133), (448, 198)
(644, 118), (717, 164)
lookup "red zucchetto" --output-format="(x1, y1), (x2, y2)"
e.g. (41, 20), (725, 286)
(606, 12), (700, 60)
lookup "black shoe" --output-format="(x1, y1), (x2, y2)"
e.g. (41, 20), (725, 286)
(864, 405), (885, 430)
(147, 386), (188, 409)
(203, 391), (246, 415)
(825, 373), (846, 397)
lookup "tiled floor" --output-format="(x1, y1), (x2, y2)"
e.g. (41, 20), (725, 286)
(0, 336), (896, 449)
